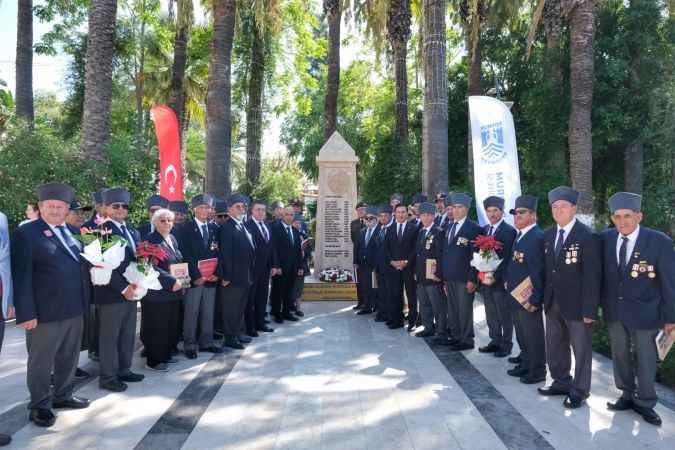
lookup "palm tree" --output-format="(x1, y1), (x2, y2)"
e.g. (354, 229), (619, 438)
(168, 0), (193, 142)
(15, 0), (34, 123)
(567, 0), (596, 219)
(422, 0), (448, 196)
(387, 0), (412, 156)
(205, 0), (236, 197)
(80, 0), (118, 161)
(323, 0), (341, 141)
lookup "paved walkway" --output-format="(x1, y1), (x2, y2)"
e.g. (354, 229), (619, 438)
(1, 300), (674, 449)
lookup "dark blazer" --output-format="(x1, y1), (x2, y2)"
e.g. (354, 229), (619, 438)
(384, 221), (418, 272)
(143, 231), (184, 303)
(219, 218), (255, 287)
(138, 222), (152, 240)
(350, 218), (365, 244)
(354, 225), (380, 268)
(92, 220), (140, 305)
(176, 219), (221, 287)
(505, 225), (545, 309)
(600, 226), (675, 329)
(374, 224), (391, 274)
(485, 220), (517, 288)
(434, 213), (451, 230)
(439, 218), (482, 283)
(11, 218), (89, 323)
(543, 220), (601, 321)
(415, 226), (444, 286)
(245, 218), (278, 278)
(271, 220), (302, 274)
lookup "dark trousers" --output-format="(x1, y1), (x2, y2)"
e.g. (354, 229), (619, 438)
(357, 265), (375, 310)
(481, 285), (513, 351)
(607, 321), (658, 408)
(246, 272), (270, 332)
(87, 303), (99, 356)
(513, 305), (546, 377)
(417, 283), (445, 333)
(355, 263), (366, 307)
(26, 315), (83, 409)
(221, 285), (249, 340)
(143, 300), (179, 367)
(183, 286), (215, 351)
(446, 281), (475, 345)
(214, 285), (225, 334)
(374, 270), (388, 318)
(545, 301), (593, 397)
(271, 271), (295, 317)
(98, 301), (137, 384)
(386, 267), (417, 325)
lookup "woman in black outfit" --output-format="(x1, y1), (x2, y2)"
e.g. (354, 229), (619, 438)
(143, 208), (185, 371)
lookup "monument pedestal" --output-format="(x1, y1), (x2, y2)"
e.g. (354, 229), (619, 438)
(303, 275), (357, 301)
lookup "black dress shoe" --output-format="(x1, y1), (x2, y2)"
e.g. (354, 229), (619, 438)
(74, 367), (90, 379)
(185, 350), (198, 359)
(416, 330), (435, 338)
(88, 352), (100, 362)
(295, 310), (305, 317)
(508, 355), (522, 364)
(0, 433), (10, 446)
(388, 322), (404, 330)
(258, 326), (275, 333)
(200, 346), (224, 353)
(632, 404), (662, 426)
(607, 397), (633, 411)
(450, 343), (475, 351)
(225, 339), (244, 350)
(374, 315), (387, 322)
(520, 374), (546, 384)
(494, 349), (511, 358)
(432, 336), (452, 345)
(247, 330), (260, 338)
(100, 380), (128, 392)
(507, 366), (528, 377)
(119, 372), (145, 383)
(274, 316), (284, 324)
(29, 408), (56, 427)
(538, 386), (569, 396)
(53, 396), (90, 409)
(357, 308), (374, 315)
(283, 314), (299, 322)
(239, 335), (253, 344)
(478, 343), (500, 353)
(563, 395), (585, 409)
(165, 357), (179, 364)
(447, 338), (459, 346)
(352, 304), (364, 310)
(407, 323), (416, 332)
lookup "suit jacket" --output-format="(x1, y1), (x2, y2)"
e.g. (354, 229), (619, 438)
(350, 218), (366, 244)
(93, 220), (140, 305)
(543, 220), (601, 321)
(271, 220), (302, 275)
(246, 218), (278, 278)
(144, 231), (184, 303)
(374, 224), (390, 274)
(219, 218), (255, 287)
(484, 221), (517, 288)
(11, 218), (89, 323)
(415, 226), (444, 286)
(439, 218), (482, 283)
(384, 221), (418, 273)
(0, 212), (12, 318)
(434, 213), (451, 231)
(138, 222), (153, 240)
(354, 225), (380, 269)
(176, 219), (221, 287)
(600, 226), (675, 329)
(505, 225), (545, 309)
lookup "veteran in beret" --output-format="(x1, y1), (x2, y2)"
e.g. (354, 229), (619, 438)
(83, 190), (107, 229)
(353, 205), (381, 315)
(169, 200), (190, 225)
(351, 201), (368, 310)
(373, 205), (393, 323)
(138, 194), (170, 239)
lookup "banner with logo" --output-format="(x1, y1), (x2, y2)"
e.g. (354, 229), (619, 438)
(469, 96), (522, 226)
(151, 105), (183, 201)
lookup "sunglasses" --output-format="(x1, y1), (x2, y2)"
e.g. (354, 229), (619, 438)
(111, 204), (129, 210)
(514, 209), (531, 216)
(366, 216), (377, 221)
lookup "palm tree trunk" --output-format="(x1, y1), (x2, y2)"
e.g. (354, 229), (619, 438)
(568, 0), (596, 220)
(205, 0), (236, 198)
(80, 0), (118, 161)
(388, 0), (412, 161)
(422, 0), (448, 195)
(245, 25), (265, 187)
(323, 0), (341, 141)
(135, 2), (147, 148)
(169, 0), (192, 167)
(15, 0), (34, 123)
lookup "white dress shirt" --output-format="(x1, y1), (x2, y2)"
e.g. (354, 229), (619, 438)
(516, 222), (537, 242)
(616, 225), (640, 266)
(555, 218), (577, 246)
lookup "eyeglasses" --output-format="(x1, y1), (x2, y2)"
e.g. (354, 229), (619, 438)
(366, 216), (377, 221)
(159, 219), (174, 223)
(111, 204), (129, 210)
(514, 209), (531, 216)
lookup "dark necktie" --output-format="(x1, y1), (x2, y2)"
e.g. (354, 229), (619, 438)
(448, 222), (457, 244)
(397, 223), (403, 240)
(201, 224), (209, 247)
(287, 226), (293, 245)
(488, 225), (494, 236)
(618, 236), (628, 276)
(121, 224), (136, 255)
(555, 229), (565, 258)
(365, 227), (373, 245)
(514, 231), (522, 249)
(379, 227), (386, 241)
(57, 225), (81, 260)
(260, 222), (269, 242)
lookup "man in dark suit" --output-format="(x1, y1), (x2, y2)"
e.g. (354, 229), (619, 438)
(83, 190), (107, 229)
(0, 211), (10, 446)
(270, 207), (303, 323)
(138, 194), (170, 239)
(601, 192), (675, 427)
(218, 194), (256, 349)
(409, 194), (428, 228)
(504, 195), (547, 384)
(384, 204), (418, 330)
(82, 190), (106, 363)
(94, 187), (145, 392)
(351, 201), (367, 310)
(176, 194), (223, 358)
(353, 206), (380, 315)
(245, 200), (278, 335)
(373, 205), (392, 322)
(12, 182), (91, 428)
(538, 187), (601, 408)
(414, 203), (445, 340)
(433, 192), (448, 227)
(478, 196), (517, 358)
(438, 193), (482, 350)
(169, 200), (189, 225)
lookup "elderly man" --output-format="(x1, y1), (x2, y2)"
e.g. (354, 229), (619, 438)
(602, 192), (675, 426)
(169, 200), (189, 225)
(351, 202), (368, 310)
(0, 209), (13, 445)
(270, 206), (303, 323)
(353, 205), (381, 315)
(83, 190), (107, 229)
(138, 194), (170, 239)
(12, 183), (91, 428)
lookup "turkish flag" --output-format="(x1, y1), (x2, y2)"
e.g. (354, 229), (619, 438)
(151, 105), (183, 200)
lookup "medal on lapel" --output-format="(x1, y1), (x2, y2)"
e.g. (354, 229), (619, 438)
(210, 239), (219, 251)
(647, 265), (656, 278)
(631, 263), (639, 278)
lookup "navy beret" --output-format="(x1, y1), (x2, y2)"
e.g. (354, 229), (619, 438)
(435, 192), (448, 202)
(390, 193), (403, 203)
(102, 187), (131, 205)
(168, 200), (189, 214)
(379, 205), (393, 215)
(450, 193), (472, 208)
(227, 193), (248, 206)
(418, 202), (436, 215)
(145, 194), (169, 209)
(412, 194), (428, 204)
(548, 186), (579, 206)
(356, 201), (367, 209)
(70, 200), (92, 211)
(214, 200), (228, 215)
(191, 194), (214, 208)
(483, 196), (505, 210)
(91, 190), (104, 204)
(293, 213), (305, 222)
(36, 182), (75, 204)
(365, 205), (379, 216)
(608, 191), (642, 213)
(510, 195), (538, 214)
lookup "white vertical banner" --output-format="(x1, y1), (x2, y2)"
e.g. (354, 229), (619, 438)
(469, 96), (522, 226)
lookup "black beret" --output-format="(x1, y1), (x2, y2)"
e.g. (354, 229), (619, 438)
(102, 187), (131, 205)
(227, 193), (248, 206)
(483, 196), (505, 210)
(191, 194), (214, 208)
(92, 190), (104, 204)
(412, 194), (428, 204)
(356, 201), (367, 209)
(418, 202), (436, 215)
(168, 200), (189, 214)
(145, 194), (169, 209)
(548, 186), (579, 206)
(214, 200), (228, 215)
(390, 193), (403, 203)
(450, 193), (472, 208)
(608, 192), (642, 213)
(379, 205), (393, 215)
(70, 200), (93, 211)
(36, 182), (75, 204)
(365, 205), (379, 216)
(510, 195), (538, 214)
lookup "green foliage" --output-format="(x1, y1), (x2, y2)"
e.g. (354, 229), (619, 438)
(245, 155), (304, 203)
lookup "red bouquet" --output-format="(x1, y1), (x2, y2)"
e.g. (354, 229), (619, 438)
(470, 235), (504, 286)
(136, 242), (168, 273)
(471, 235), (504, 257)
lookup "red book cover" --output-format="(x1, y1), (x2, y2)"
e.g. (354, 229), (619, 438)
(198, 258), (218, 279)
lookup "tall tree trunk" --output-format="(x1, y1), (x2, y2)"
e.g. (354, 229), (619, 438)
(465, 1), (485, 188)
(624, 138), (644, 194)
(422, 0), (448, 195)
(568, 0), (596, 221)
(15, 0), (34, 123)
(323, 0), (341, 141)
(135, 2), (147, 148)
(245, 25), (265, 187)
(169, 0), (192, 167)
(205, 0), (236, 198)
(388, 0), (412, 163)
(80, 0), (118, 161)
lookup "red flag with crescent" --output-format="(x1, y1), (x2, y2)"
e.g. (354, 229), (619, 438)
(151, 105), (183, 200)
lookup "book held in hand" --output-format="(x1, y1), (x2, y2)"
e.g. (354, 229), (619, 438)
(425, 259), (438, 280)
(510, 276), (537, 312)
(656, 329), (675, 361)
(198, 258), (218, 279)
(169, 262), (191, 287)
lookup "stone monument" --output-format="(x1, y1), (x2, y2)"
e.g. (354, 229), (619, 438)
(314, 131), (359, 274)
